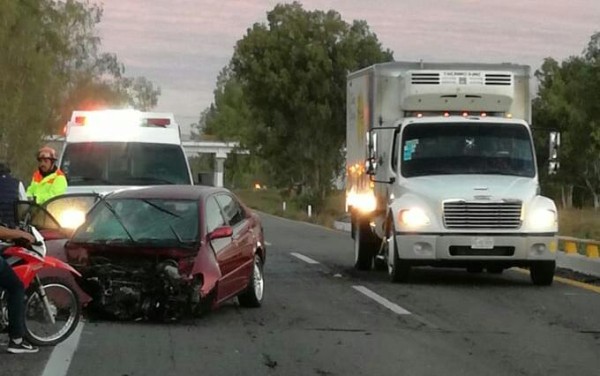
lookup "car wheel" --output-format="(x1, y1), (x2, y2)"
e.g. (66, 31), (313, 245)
(238, 254), (264, 307)
(530, 261), (555, 286)
(467, 265), (484, 274)
(354, 219), (376, 271)
(486, 266), (504, 274)
(387, 227), (410, 283)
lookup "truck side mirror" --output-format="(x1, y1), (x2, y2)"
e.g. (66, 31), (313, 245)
(548, 131), (560, 175)
(366, 130), (377, 175)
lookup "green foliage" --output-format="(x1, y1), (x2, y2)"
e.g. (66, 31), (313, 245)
(0, 0), (160, 178)
(200, 2), (392, 204)
(534, 32), (600, 208)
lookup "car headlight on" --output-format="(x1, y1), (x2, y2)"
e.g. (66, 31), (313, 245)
(399, 208), (430, 228)
(528, 209), (557, 230)
(57, 209), (86, 229)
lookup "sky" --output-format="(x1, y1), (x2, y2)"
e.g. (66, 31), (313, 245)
(96, 0), (600, 135)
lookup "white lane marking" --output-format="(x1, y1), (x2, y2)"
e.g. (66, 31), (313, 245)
(290, 252), (320, 265)
(41, 322), (84, 376)
(265, 241), (272, 246)
(352, 285), (411, 315)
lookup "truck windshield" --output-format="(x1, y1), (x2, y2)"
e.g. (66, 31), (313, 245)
(400, 122), (535, 178)
(61, 142), (191, 186)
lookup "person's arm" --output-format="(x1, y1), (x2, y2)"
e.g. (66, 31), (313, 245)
(18, 182), (27, 201)
(26, 177), (36, 200)
(0, 226), (35, 243)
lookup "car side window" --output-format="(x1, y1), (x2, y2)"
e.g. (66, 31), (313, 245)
(206, 196), (226, 234)
(216, 194), (245, 227)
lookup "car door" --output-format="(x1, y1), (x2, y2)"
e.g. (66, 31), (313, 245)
(205, 195), (239, 301)
(215, 193), (254, 293)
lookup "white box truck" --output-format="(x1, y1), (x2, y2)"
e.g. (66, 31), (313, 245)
(346, 61), (560, 285)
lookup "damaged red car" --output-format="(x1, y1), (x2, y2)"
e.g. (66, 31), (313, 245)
(61, 185), (266, 321)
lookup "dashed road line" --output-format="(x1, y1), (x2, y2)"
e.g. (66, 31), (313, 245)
(290, 252), (320, 264)
(41, 321), (84, 376)
(265, 241), (272, 246)
(352, 285), (411, 315)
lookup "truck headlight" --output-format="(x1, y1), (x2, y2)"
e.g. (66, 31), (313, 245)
(399, 208), (430, 228)
(347, 191), (377, 213)
(528, 209), (557, 230)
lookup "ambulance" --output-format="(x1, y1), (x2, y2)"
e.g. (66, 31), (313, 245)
(59, 109), (194, 195)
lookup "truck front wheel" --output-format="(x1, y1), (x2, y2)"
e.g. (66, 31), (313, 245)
(353, 218), (376, 271)
(530, 261), (555, 286)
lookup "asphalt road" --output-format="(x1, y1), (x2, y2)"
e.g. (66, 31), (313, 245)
(2, 213), (600, 376)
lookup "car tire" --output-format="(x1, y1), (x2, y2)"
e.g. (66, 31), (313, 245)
(467, 265), (484, 273)
(238, 254), (264, 308)
(486, 266), (504, 274)
(530, 261), (555, 286)
(353, 218), (376, 271)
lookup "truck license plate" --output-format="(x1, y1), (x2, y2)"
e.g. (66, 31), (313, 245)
(471, 237), (494, 249)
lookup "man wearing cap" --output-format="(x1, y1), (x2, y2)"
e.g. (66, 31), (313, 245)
(26, 146), (67, 204)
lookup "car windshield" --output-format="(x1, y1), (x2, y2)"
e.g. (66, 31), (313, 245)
(61, 142), (191, 186)
(71, 198), (199, 247)
(400, 122), (536, 178)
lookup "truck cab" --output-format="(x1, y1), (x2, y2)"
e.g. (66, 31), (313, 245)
(346, 62), (560, 285)
(59, 109), (193, 195)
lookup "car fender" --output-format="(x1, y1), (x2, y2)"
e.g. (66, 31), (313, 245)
(192, 243), (222, 299)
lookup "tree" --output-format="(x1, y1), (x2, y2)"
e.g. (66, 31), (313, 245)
(229, 2), (392, 208)
(534, 32), (600, 208)
(0, 0), (161, 178)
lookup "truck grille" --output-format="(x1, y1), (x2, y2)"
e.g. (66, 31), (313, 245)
(443, 201), (522, 229)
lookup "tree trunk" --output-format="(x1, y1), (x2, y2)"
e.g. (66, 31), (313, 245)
(561, 185), (574, 209)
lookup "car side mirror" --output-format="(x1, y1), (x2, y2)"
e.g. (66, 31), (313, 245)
(208, 226), (233, 241)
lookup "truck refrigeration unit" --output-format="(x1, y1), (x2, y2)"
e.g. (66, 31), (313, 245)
(346, 61), (561, 285)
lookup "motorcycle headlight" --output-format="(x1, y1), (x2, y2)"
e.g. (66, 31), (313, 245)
(399, 208), (430, 228)
(528, 209), (557, 230)
(57, 209), (86, 230)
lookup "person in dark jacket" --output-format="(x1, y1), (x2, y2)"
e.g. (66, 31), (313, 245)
(0, 163), (26, 228)
(0, 219), (38, 353)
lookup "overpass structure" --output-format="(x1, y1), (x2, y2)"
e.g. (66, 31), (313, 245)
(44, 136), (245, 187)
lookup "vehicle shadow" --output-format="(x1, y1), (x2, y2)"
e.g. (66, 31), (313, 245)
(337, 265), (536, 288)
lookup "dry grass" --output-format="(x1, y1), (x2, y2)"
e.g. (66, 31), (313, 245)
(558, 208), (600, 240)
(234, 189), (347, 228)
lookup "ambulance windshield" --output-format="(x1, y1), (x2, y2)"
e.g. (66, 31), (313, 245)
(61, 142), (191, 186)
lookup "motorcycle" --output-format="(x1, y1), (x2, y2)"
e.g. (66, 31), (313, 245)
(0, 225), (82, 346)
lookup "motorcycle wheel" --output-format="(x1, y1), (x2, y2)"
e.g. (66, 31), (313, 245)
(24, 277), (81, 346)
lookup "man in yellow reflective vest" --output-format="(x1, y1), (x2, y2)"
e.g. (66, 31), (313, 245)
(26, 146), (67, 204)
